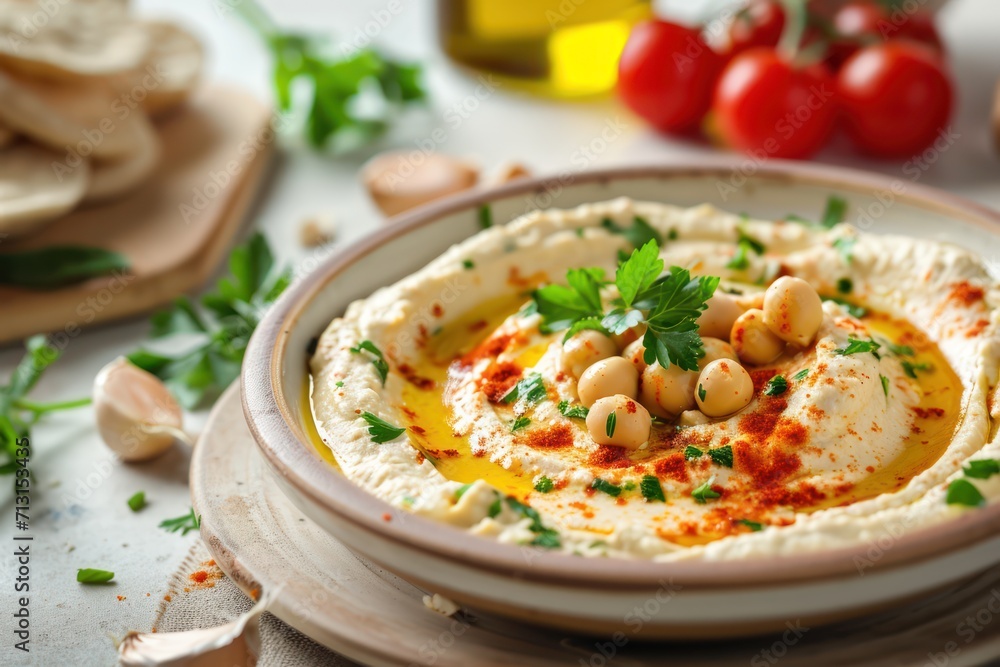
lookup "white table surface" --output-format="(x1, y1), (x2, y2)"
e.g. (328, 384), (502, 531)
(1, 0), (998, 664)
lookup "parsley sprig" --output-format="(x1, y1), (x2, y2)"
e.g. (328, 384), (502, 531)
(128, 234), (290, 409)
(159, 508), (201, 536)
(361, 412), (406, 443)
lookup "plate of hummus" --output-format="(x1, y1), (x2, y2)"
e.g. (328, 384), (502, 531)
(242, 161), (1000, 637)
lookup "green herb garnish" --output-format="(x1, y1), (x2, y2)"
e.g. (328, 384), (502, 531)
(234, 0), (426, 150)
(946, 478), (985, 507)
(963, 459), (1000, 480)
(605, 412), (617, 438)
(836, 278), (853, 294)
(128, 233), (290, 408)
(692, 477), (721, 504)
(462, 259), (475, 269)
(127, 492), (147, 513)
(821, 195), (847, 229)
(488, 495), (502, 518)
(511, 416), (531, 433)
(880, 374), (890, 397)
(823, 296), (867, 318)
(349, 340), (389, 386)
(360, 412), (406, 443)
(833, 236), (857, 264)
(600, 216), (662, 248)
(901, 361), (932, 379)
(557, 400), (589, 419)
(505, 497), (560, 548)
(0, 246), (130, 290)
(454, 483), (472, 499)
(159, 508), (201, 536)
(698, 383), (707, 402)
(684, 445), (704, 460)
(501, 373), (547, 405)
(534, 477), (555, 493)
(835, 336), (882, 359)
(763, 375), (788, 396)
(77, 569), (115, 584)
(640, 475), (666, 502)
(737, 518), (764, 532)
(887, 343), (915, 357)
(793, 368), (809, 381)
(592, 478), (622, 497)
(710, 446), (734, 468)
(726, 228), (765, 270)
(478, 204), (493, 229)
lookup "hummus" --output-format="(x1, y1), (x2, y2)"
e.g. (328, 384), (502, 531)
(310, 198), (1000, 561)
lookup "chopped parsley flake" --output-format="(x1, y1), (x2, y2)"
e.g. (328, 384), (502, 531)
(511, 416), (531, 432)
(698, 384), (707, 402)
(684, 445), (704, 460)
(349, 340), (389, 386)
(534, 476), (555, 493)
(478, 204), (493, 229)
(505, 496), (560, 548)
(833, 236), (857, 264)
(360, 412), (406, 443)
(455, 483), (473, 499)
(823, 296), (867, 318)
(605, 412), (617, 438)
(710, 445), (734, 469)
(77, 569), (114, 584)
(880, 374), (890, 397)
(557, 400), (589, 419)
(836, 277), (853, 294)
(763, 375), (788, 396)
(502, 373), (547, 405)
(963, 459), (1000, 480)
(335, 380), (344, 388)
(737, 518), (764, 532)
(640, 475), (666, 502)
(127, 491), (146, 513)
(159, 508), (201, 536)
(946, 478), (985, 507)
(821, 195), (848, 229)
(901, 360), (932, 379)
(692, 477), (721, 504)
(887, 342), (915, 357)
(600, 215), (662, 248)
(462, 259), (475, 269)
(488, 494), (503, 518)
(793, 368), (810, 381)
(835, 336), (881, 359)
(592, 478), (622, 497)
(726, 228), (765, 270)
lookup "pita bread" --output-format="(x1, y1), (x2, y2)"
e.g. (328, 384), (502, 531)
(141, 21), (204, 117)
(85, 107), (160, 202)
(0, 0), (148, 80)
(0, 71), (145, 159)
(0, 142), (89, 237)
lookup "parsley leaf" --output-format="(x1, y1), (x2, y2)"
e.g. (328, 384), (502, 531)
(592, 478), (622, 497)
(640, 267), (719, 371)
(454, 483), (472, 499)
(640, 475), (666, 502)
(823, 296), (867, 318)
(235, 0), (427, 151)
(737, 518), (764, 532)
(821, 195), (847, 228)
(127, 492), (147, 513)
(532, 269), (606, 333)
(833, 236), (857, 264)
(361, 412), (406, 443)
(887, 343), (915, 357)
(880, 374), (890, 397)
(462, 259), (475, 269)
(557, 400), (589, 419)
(793, 368), (810, 381)
(963, 459), (1000, 480)
(615, 240), (664, 308)
(697, 383), (707, 402)
(710, 446), (734, 468)
(605, 412), (617, 438)
(726, 228), (765, 270)
(488, 495), (502, 518)
(128, 233), (290, 408)
(505, 497), (560, 548)
(836, 277), (853, 294)
(901, 361), (932, 379)
(501, 373), (547, 406)
(600, 216), (662, 248)
(692, 477), (721, 504)
(835, 336), (882, 359)
(77, 569), (115, 584)
(349, 340), (389, 386)
(0, 246), (130, 289)
(684, 445), (704, 460)
(478, 204), (493, 229)
(763, 375), (787, 396)
(534, 476), (555, 493)
(946, 478), (985, 507)
(511, 416), (531, 432)
(159, 508), (201, 536)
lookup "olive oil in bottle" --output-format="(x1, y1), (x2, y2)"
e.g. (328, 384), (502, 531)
(438, 0), (652, 98)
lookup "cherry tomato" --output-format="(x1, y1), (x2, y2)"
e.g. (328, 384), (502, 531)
(727, 0), (785, 55)
(617, 21), (726, 133)
(711, 48), (837, 159)
(830, 2), (943, 61)
(837, 42), (952, 158)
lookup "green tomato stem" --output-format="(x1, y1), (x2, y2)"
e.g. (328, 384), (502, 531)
(777, 0), (809, 61)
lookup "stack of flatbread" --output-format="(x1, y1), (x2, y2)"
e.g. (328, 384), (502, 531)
(0, 0), (203, 238)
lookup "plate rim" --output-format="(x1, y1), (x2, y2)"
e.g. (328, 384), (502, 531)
(242, 157), (1000, 590)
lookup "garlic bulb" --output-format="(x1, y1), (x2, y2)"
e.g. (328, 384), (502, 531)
(93, 357), (188, 462)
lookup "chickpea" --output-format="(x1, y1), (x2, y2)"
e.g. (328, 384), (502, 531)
(734, 291), (765, 311)
(639, 362), (699, 418)
(678, 410), (711, 427)
(763, 276), (824, 347)
(612, 324), (646, 350)
(578, 356), (639, 407)
(698, 337), (738, 369)
(695, 359), (754, 418)
(586, 394), (651, 450)
(731, 309), (785, 365)
(562, 330), (618, 378)
(622, 339), (648, 374)
(697, 292), (743, 340)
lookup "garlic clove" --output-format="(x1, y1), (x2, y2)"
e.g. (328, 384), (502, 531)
(93, 357), (188, 462)
(486, 161), (531, 187)
(361, 151), (479, 217)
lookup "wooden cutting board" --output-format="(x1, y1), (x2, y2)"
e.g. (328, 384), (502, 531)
(0, 85), (274, 345)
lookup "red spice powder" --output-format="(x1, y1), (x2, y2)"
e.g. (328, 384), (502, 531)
(749, 369), (779, 394)
(431, 303), (444, 317)
(949, 282), (985, 306)
(460, 332), (516, 366)
(397, 364), (435, 390)
(912, 406), (946, 419)
(525, 424), (573, 449)
(382, 513), (392, 522)
(967, 319), (989, 338)
(415, 452), (425, 465)
(468, 319), (488, 333)
(625, 400), (638, 414)
(163, 595), (172, 602)
(589, 444), (634, 469)
(478, 361), (523, 402)
(116, 595), (126, 602)
(189, 571), (209, 584)
(409, 425), (427, 435)
(653, 452), (689, 483)
(733, 439), (802, 488)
